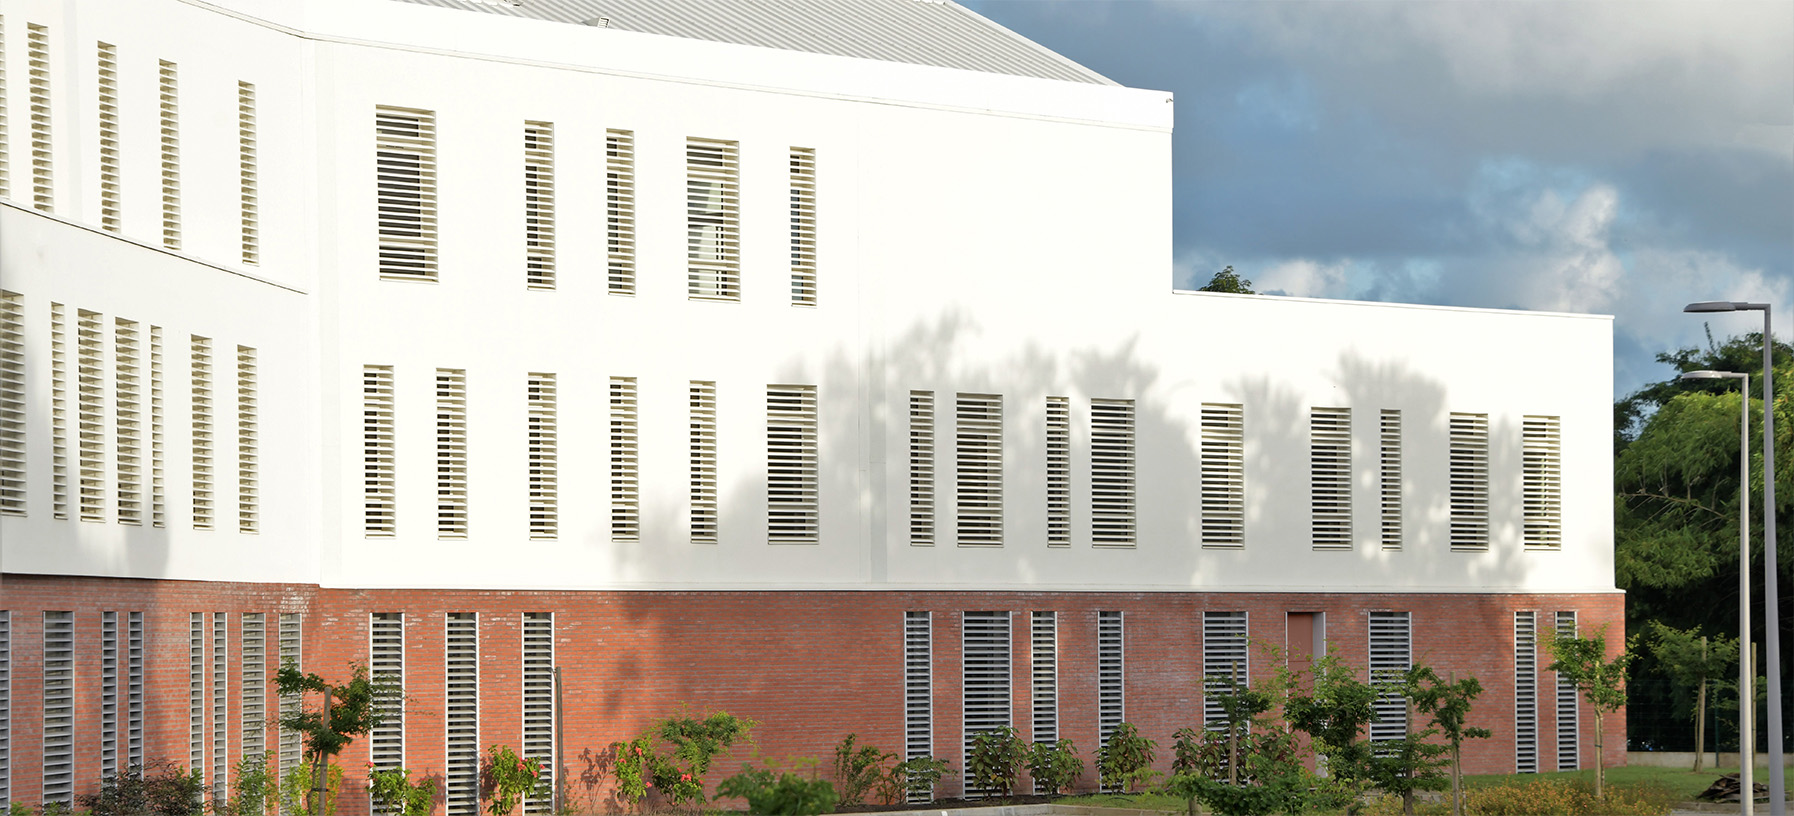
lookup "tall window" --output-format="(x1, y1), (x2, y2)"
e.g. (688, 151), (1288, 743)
(789, 147), (817, 304)
(445, 613), (480, 816)
(521, 613), (555, 815)
(375, 106), (438, 280)
(1554, 611), (1579, 770)
(0, 15), (10, 199)
(210, 613), (226, 801)
(0, 291), (24, 515)
(690, 381), (717, 544)
(1200, 404), (1244, 548)
(1310, 407), (1351, 550)
(51, 304), (67, 518)
(116, 319), (142, 524)
(686, 138), (739, 300)
(767, 385), (819, 542)
(1091, 399), (1135, 546)
(77, 310), (105, 522)
(97, 43), (120, 231)
(1368, 612), (1411, 744)
(1379, 409), (1401, 550)
(1202, 611), (1248, 729)
(903, 611), (933, 804)
(102, 612), (119, 778)
(188, 613), (203, 774)
(1524, 416), (1562, 550)
(1097, 611), (1125, 760)
(909, 391), (935, 545)
(369, 613), (405, 797)
(237, 346), (257, 533)
(42, 611), (74, 805)
(27, 24), (52, 212)
(158, 60), (180, 248)
(610, 377), (638, 540)
(240, 614), (264, 763)
(362, 365), (395, 536)
(437, 369), (468, 537)
(151, 326), (165, 527)
(192, 337), (214, 529)
(238, 82), (258, 264)
(1045, 397), (1069, 546)
(527, 374), (557, 539)
(523, 122), (555, 289)
(277, 614), (302, 805)
(606, 130), (636, 294)
(1449, 412), (1489, 551)
(956, 393), (1003, 547)
(1030, 612), (1058, 750)
(1514, 611), (1538, 773)
(961, 611), (1011, 798)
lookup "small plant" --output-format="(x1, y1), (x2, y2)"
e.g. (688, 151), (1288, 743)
(1024, 739), (1083, 795)
(831, 734), (895, 807)
(608, 737), (656, 808)
(369, 766), (437, 816)
(717, 763), (838, 816)
(1098, 722), (1157, 793)
(278, 762), (342, 816)
(886, 755), (950, 804)
(483, 745), (544, 816)
(227, 754), (276, 816)
(966, 726), (1029, 799)
(81, 762), (208, 816)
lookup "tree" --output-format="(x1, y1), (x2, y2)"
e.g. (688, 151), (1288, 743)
(1645, 621), (1739, 769)
(1544, 625), (1636, 800)
(274, 661), (395, 816)
(1404, 666), (1490, 816)
(1282, 654), (1379, 789)
(1197, 266), (1254, 294)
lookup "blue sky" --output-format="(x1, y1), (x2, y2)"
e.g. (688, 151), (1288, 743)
(965, 1), (1794, 398)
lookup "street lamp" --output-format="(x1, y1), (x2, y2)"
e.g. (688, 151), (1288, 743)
(1686, 300), (1781, 814)
(1683, 369), (1754, 810)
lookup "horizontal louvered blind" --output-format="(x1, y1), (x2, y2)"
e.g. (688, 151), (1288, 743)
(1524, 416), (1562, 550)
(363, 366), (395, 536)
(962, 611), (1011, 799)
(1514, 611), (1538, 773)
(687, 138), (739, 300)
(191, 337), (214, 530)
(237, 346), (257, 533)
(28, 24), (52, 213)
(0, 291), (24, 515)
(690, 381), (718, 544)
(1097, 611), (1124, 763)
(1554, 611), (1579, 770)
(956, 393), (1003, 547)
(1310, 407), (1351, 550)
(1380, 409), (1401, 550)
(1091, 399), (1135, 546)
(789, 147), (817, 305)
(369, 613), (405, 785)
(376, 106), (438, 280)
(1201, 404), (1244, 548)
(767, 385), (819, 542)
(1045, 397), (1070, 546)
(903, 611), (932, 803)
(1202, 611), (1248, 729)
(606, 130), (636, 294)
(610, 377), (638, 541)
(77, 310), (105, 522)
(43, 611), (74, 804)
(1368, 611), (1410, 744)
(1031, 611), (1057, 746)
(1449, 412), (1489, 551)
(97, 43), (119, 231)
(523, 121), (555, 289)
(116, 320), (142, 525)
(437, 369), (468, 538)
(527, 374), (557, 539)
(239, 82), (258, 264)
(51, 304), (66, 519)
(159, 61), (180, 248)
(910, 391), (935, 545)
(445, 613), (480, 816)
(522, 613), (555, 815)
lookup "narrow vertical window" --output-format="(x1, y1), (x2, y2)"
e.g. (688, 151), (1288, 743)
(0, 291), (24, 515)
(116, 319), (142, 524)
(609, 376), (637, 540)
(192, 336), (214, 529)
(1449, 412), (1489, 551)
(686, 137), (739, 300)
(789, 147), (817, 304)
(102, 611), (119, 779)
(369, 614), (404, 789)
(1097, 611), (1125, 766)
(239, 82), (258, 265)
(277, 613), (302, 807)
(523, 122), (555, 289)
(1310, 407), (1351, 550)
(902, 611), (933, 804)
(909, 391), (935, 546)
(690, 381), (717, 544)
(1368, 611), (1411, 744)
(237, 346), (257, 533)
(1044, 397), (1069, 546)
(151, 327), (165, 527)
(211, 612), (226, 803)
(241, 614), (264, 762)
(521, 613), (555, 815)
(436, 369), (468, 538)
(1091, 399), (1136, 546)
(159, 60), (180, 248)
(77, 310), (106, 522)
(1514, 611), (1538, 773)
(97, 43), (120, 231)
(1200, 403), (1244, 548)
(767, 385), (819, 542)
(51, 303), (67, 518)
(42, 611), (74, 805)
(1554, 611), (1579, 770)
(1524, 416), (1562, 550)
(362, 365), (395, 536)
(0, 612), (10, 808)
(956, 393), (1003, 547)
(127, 611), (144, 769)
(1202, 611), (1248, 729)
(1379, 409), (1401, 550)
(445, 613), (480, 816)
(527, 374), (557, 539)
(375, 106), (438, 280)
(0, 15), (10, 199)
(27, 24), (52, 212)
(1030, 612), (1058, 753)
(961, 611), (1011, 799)
(605, 130), (635, 294)
(189, 613), (204, 775)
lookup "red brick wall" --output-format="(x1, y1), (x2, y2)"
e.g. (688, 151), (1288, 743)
(0, 574), (1625, 811)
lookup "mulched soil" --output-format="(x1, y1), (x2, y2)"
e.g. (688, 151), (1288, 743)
(834, 795), (1063, 813)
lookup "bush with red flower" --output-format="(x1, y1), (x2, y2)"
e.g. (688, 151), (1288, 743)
(608, 709), (757, 812)
(481, 744), (544, 816)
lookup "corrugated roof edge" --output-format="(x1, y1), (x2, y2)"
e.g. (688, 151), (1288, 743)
(944, 0), (1119, 87)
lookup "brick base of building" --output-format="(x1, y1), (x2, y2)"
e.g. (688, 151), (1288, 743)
(0, 573), (1625, 811)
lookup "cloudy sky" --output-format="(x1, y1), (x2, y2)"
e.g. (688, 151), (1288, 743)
(964, 1), (1794, 398)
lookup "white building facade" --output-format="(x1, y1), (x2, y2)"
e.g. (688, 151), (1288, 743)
(0, 0), (1619, 809)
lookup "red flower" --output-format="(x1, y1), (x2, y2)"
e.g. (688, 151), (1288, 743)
(680, 774), (691, 782)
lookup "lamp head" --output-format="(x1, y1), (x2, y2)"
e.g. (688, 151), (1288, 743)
(1681, 370), (1748, 381)
(1684, 301), (1769, 312)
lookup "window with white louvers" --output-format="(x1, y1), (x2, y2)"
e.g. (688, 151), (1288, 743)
(150, 327), (165, 527)
(212, 613), (227, 802)
(1202, 611), (1248, 730)
(527, 374), (557, 539)
(610, 377), (638, 541)
(767, 385), (819, 542)
(523, 122), (555, 289)
(1525, 417), (1563, 550)
(369, 613), (405, 796)
(127, 611), (144, 769)
(1514, 612), (1538, 773)
(956, 394), (1003, 547)
(1368, 612), (1410, 744)
(437, 370), (468, 538)
(43, 611), (74, 805)
(0, 611), (10, 808)
(687, 138), (739, 301)
(188, 614), (203, 776)
(961, 611), (1011, 799)
(1097, 611), (1124, 760)
(606, 130), (636, 294)
(239, 82), (258, 264)
(277, 614), (302, 814)
(102, 612), (120, 779)
(1031, 612), (1058, 746)
(1310, 407), (1351, 550)
(1091, 400), (1135, 546)
(362, 366), (395, 536)
(116, 320), (142, 525)
(238, 347), (257, 533)
(522, 613), (555, 815)
(446, 614), (480, 816)
(241, 614), (264, 762)
(1554, 612), (1579, 770)
(1045, 398), (1069, 546)
(1449, 413), (1490, 551)
(910, 392), (935, 546)
(97, 44), (119, 231)
(0, 14), (10, 200)
(28, 24), (53, 213)
(690, 381), (718, 544)
(903, 612), (933, 803)
(159, 61), (180, 248)
(789, 147), (817, 305)
(1380, 409), (1401, 550)
(192, 337), (214, 529)
(1201, 404), (1244, 548)
(0, 291), (25, 515)
(375, 107), (438, 280)
(77, 310), (105, 523)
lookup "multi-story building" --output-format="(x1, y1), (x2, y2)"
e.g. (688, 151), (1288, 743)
(0, 0), (1619, 810)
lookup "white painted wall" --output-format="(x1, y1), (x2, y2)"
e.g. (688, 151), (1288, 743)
(0, 0), (1613, 595)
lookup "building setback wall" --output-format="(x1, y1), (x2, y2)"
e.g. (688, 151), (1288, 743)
(0, 574), (1624, 808)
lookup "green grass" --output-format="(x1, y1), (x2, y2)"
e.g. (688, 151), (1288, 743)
(1056, 791), (1189, 811)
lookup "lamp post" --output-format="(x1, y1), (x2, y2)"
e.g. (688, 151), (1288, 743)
(1683, 369), (1753, 810)
(1686, 300), (1782, 815)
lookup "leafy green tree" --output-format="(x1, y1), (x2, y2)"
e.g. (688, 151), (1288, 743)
(275, 661), (395, 816)
(1405, 666), (1490, 816)
(1645, 621), (1739, 769)
(1544, 625), (1636, 800)
(1197, 266), (1254, 294)
(966, 726), (1028, 799)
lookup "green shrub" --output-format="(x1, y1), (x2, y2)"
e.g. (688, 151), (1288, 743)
(967, 727), (1029, 799)
(830, 734), (894, 807)
(80, 762), (207, 816)
(1024, 739), (1084, 795)
(718, 764), (838, 816)
(369, 766), (437, 816)
(1098, 723), (1158, 793)
(885, 755), (950, 803)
